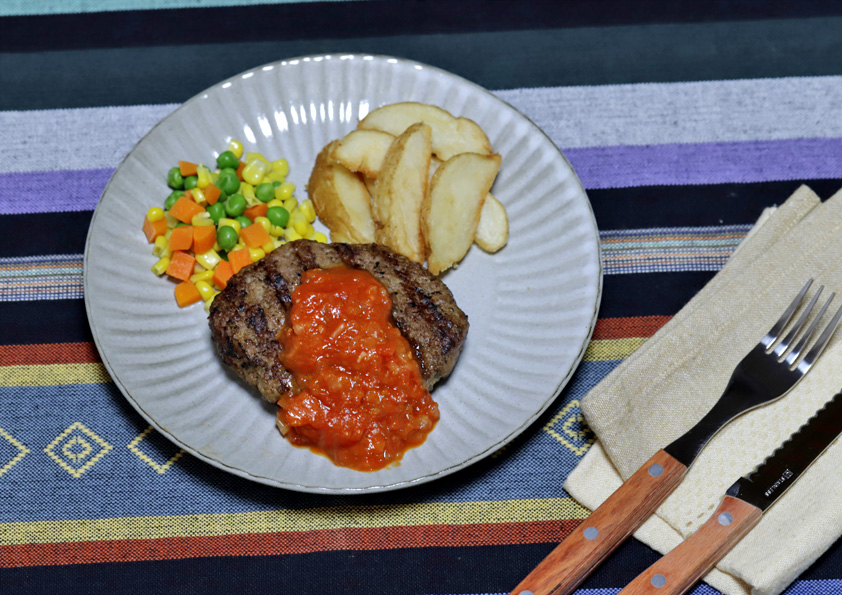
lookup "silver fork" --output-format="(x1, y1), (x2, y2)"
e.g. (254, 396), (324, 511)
(510, 278), (842, 595)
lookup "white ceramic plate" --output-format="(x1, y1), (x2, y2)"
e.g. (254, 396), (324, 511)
(84, 54), (602, 493)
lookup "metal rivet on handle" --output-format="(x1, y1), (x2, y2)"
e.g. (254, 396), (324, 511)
(648, 464), (664, 477)
(583, 526), (599, 540)
(651, 574), (667, 588)
(718, 512), (734, 526)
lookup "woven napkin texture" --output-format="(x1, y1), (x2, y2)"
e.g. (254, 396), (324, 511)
(564, 185), (842, 595)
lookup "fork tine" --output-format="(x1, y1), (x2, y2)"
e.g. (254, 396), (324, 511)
(791, 300), (842, 373)
(773, 285), (823, 358)
(762, 279), (813, 350)
(784, 292), (834, 364)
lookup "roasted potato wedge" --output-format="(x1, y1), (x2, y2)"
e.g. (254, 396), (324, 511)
(423, 152), (502, 275)
(307, 142), (376, 244)
(359, 102), (492, 161)
(372, 122), (432, 263)
(474, 193), (509, 253)
(328, 129), (395, 179)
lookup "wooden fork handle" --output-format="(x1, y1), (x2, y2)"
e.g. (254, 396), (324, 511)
(618, 496), (762, 595)
(510, 449), (687, 595)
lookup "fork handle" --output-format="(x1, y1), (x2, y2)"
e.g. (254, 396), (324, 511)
(617, 496), (762, 595)
(510, 450), (687, 595)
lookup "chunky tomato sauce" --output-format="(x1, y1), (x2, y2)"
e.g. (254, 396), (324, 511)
(276, 266), (439, 471)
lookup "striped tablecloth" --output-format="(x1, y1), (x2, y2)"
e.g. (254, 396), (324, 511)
(2, 2), (841, 594)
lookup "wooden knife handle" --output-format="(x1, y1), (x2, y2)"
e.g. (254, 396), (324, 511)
(618, 496), (763, 595)
(510, 449), (687, 595)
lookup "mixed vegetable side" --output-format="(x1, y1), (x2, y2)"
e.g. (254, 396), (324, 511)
(141, 140), (326, 309)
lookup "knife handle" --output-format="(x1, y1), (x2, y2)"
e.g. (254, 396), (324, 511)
(618, 496), (763, 595)
(510, 449), (687, 595)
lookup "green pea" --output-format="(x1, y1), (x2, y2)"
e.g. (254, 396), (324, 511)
(216, 150), (240, 170)
(217, 168), (240, 195)
(164, 190), (184, 210)
(217, 226), (238, 252)
(236, 215), (252, 228)
(183, 175), (199, 190)
(266, 206), (290, 228)
(167, 167), (184, 189)
(207, 202), (225, 224)
(255, 182), (275, 203)
(224, 193), (246, 217)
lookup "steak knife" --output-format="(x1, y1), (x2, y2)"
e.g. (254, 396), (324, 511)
(619, 389), (842, 594)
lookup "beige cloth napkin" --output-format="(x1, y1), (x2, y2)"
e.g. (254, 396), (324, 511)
(564, 185), (842, 595)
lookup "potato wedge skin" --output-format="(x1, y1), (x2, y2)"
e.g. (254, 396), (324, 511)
(307, 142), (376, 244)
(423, 152), (502, 275)
(475, 193), (509, 253)
(360, 101), (492, 161)
(372, 122), (432, 263)
(328, 129), (395, 179)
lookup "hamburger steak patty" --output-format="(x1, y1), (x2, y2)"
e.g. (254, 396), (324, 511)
(208, 240), (469, 403)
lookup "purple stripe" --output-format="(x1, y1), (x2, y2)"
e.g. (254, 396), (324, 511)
(0, 168), (113, 215)
(565, 137), (842, 189)
(2, 138), (841, 215)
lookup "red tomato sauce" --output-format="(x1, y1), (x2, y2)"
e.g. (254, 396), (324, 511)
(276, 266), (439, 471)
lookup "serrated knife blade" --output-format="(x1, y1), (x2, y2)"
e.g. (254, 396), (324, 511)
(619, 390), (842, 595)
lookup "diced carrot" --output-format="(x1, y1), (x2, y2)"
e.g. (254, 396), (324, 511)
(193, 225), (216, 254)
(165, 250), (196, 281)
(243, 202), (268, 222)
(174, 280), (202, 308)
(236, 161), (245, 180)
(179, 160), (198, 177)
(169, 195), (206, 224)
(239, 223), (272, 248)
(204, 183), (222, 205)
(212, 259), (234, 290)
(228, 248), (252, 274)
(168, 225), (194, 251)
(142, 215), (168, 243)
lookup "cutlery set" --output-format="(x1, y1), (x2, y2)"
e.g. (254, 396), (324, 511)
(512, 279), (842, 595)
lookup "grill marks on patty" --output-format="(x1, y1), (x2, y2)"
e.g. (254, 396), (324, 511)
(208, 240), (469, 403)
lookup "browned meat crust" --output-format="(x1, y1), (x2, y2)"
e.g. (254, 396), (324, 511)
(208, 240), (469, 402)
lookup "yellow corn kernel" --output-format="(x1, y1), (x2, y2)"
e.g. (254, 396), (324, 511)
(269, 224), (285, 238)
(151, 256), (170, 276)
(282, 197), (298, 212)
(284, 227), (303, 242)
(271, 158), (290, 178)
(313, 232), (329, 244)
(204, 293), (217, 312)
(242, 159), (271, 185)
(195, 280), (216, 302)
(194, 262), (205, 273)
(190, 269), (214, 284)
(274, 181), (295, 201)
(266, 198), (285, 209)
(240, 182), (256, 202)
(299, 199), (316, 223)
(253, 216), (271, 233)
(293, 219), (313, 237)
(195, 249), (222, 271)
(248, 247), (265, 262)
(191, 188), (207, 206)
(218, 218), (241, 234)
(228, 139), (243, 159)
(197, 164), (213, 189)
(147, 207), (165, 222)
(191, 212), (215, 227)
(232, 242), (246, 252)
(165, 212), (180, 229)
(273, 238), (286, 249)
(262, 240), (276, 253)
(245, 152), (270, 165)
(152, 235), (170, 258)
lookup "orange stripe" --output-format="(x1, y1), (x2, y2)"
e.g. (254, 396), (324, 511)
(591, 315), (671, 341)
(0, 342), (101, 366)
(0, 519), (580, 568)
